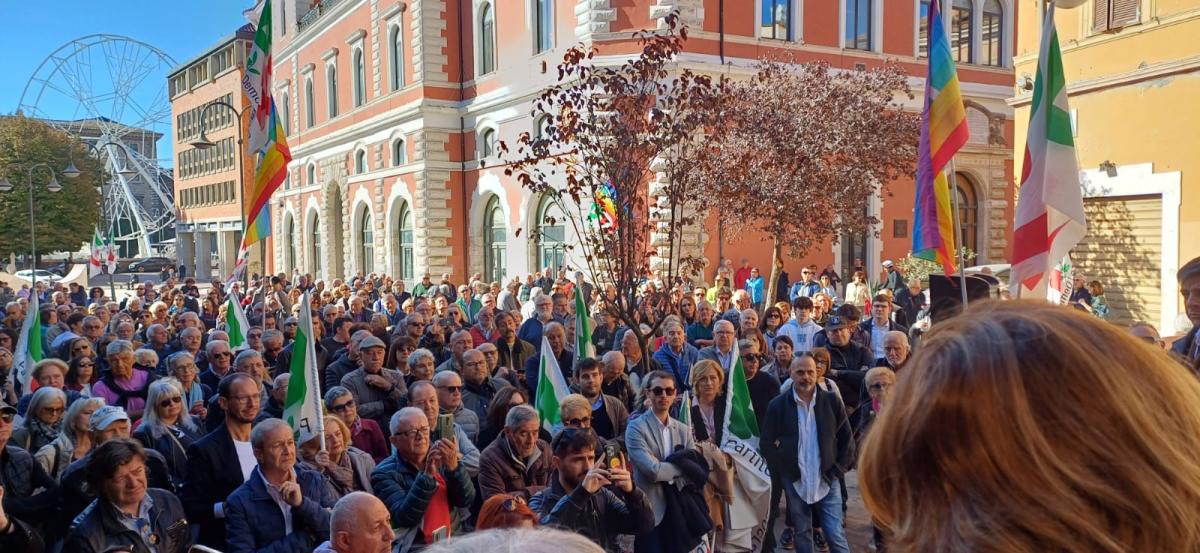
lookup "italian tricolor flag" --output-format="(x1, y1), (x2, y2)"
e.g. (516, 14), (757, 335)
(720, 339), (772, 550)
(14, 293), (44, 395)
(89, 229), (105, 278)
(284, 292), (324, 445)
(224, 294), (251, 350)
(534, 336), (570, 434)
(1009, 3), (1087, 300)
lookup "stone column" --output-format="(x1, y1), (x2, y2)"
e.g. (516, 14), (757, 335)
(177, 231), (195, 280)
(194, 232), (212, 281)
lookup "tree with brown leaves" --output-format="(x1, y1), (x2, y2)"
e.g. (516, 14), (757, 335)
(699, 60), (920, 303)
(502, 13), (725, 361)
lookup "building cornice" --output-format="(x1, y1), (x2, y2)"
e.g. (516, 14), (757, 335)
(1007, 53), (1200, 107)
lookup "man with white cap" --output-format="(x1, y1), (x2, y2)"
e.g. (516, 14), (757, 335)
(57, 405), (173, 530)
(341, 335), (407, 430)
(880, 259), (907, 293)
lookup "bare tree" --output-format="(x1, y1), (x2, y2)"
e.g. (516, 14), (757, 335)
(503, 13), (725, 359)
(698, 60), (920, 303)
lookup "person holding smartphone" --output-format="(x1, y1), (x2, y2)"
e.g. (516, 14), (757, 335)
(529, 428), (653, 552)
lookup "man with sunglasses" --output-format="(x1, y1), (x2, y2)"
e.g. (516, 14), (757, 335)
(433, 371), (480, 444)
(199, 340), (234, 392)
(625, 370), (695, 548)
(530, 427), (653, 551)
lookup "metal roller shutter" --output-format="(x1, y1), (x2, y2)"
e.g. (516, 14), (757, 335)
(1073, 194), (1162, 326)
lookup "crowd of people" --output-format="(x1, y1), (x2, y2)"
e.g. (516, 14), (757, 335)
(0, 253), (1197, 553)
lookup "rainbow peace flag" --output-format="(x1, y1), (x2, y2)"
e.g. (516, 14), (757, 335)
(588, 181), (618, 233)
(243, 97), (291, 247)
(912, 0), (969, 275)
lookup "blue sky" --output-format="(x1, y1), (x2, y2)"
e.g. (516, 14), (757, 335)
(2, 1), (253, 162)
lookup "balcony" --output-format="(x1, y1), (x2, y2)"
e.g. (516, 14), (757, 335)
(298, 0), (346, 33)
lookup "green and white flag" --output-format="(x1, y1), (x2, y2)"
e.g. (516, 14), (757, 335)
(534, 336), (571, 434)
(224, 294), (250, 350)
(574, 287), (594, 358)
(678, 390), (692, 427)
(283, 292), (325, 446)
(14, 294), (43, 396)
(720, 339), (772, 551)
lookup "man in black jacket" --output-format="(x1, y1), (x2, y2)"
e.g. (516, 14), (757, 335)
(760, 355), (853, 553)
(531, 428), (654, 552)
(823, 316), (874, 413)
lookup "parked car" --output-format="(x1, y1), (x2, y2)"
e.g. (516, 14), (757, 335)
(13, 269), (62, 283)
(48, 260), (74, 276)
(126, 256), (175, 273)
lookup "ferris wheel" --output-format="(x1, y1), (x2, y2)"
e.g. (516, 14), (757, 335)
(17, 34), (177, 258)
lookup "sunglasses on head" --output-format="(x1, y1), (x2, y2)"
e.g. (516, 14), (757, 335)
(501, 496), (527, 512)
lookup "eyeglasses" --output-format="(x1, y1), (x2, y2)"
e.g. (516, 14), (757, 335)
(868, 382), (892, 391)
(0, 412), (14, 424)
(650, 386), (676, 397)
(211, 351), (232, 358)
(159, 396), (183, 408)
(563, 416), (591, 427)
(394, 426), (430, 440)
(39, 406), (65, 415)
(331, 399), (355, 412)
(501, 496), (527, 512)
(742, 355), (761, 363)
(438, 385), (463, 393)
(78, 362), (95, 368)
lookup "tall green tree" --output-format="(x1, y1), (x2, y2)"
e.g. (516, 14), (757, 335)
(0, 115), (103, 261)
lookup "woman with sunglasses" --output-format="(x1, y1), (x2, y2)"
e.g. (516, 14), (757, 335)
(759, 306), (784, 348)
(134, 379), (202, 485)
(298, 415), (376, 500)
(34, 396), (104, 481)
(386, 335), (417, 373)
(65, 355), (97, 396)
(12, 387), (67, 452)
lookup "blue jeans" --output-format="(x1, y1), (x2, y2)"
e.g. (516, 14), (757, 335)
(783, 478), (850, 553)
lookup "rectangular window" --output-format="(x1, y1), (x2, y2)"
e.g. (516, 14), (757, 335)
(845, 0), (873, 50)
(1093, 0), (1139, 32)
(981, 10), (1002, 66)
(761, 0), (791, 40)
(535, 0), (553, 53)
(951, 0), (973, 63)
(918, 0), (931, 58)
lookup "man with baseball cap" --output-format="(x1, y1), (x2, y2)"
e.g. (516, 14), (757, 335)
(880, 259), (907, 292)
(341, 335), (407, 430)
(822, 315), (874, 415)
(57, 405), (173, 534)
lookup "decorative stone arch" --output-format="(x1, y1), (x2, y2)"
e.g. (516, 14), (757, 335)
(385, 180), (418, 282)
(388, 129), (407, 167)
(475, 119), (500, 160)
(349, 188), (376, 277)
(469, 172), (512, 279)
(279, 203), (300, 274)
(303, 197), (323, 278)
(321, 179), (348, 280)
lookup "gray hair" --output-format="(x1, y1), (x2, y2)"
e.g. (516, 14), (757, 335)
(389, 406), (427, 434)
(234, 349), (263, 371)
(167, 351), (196, 373)
(407, 348), (435, 370)
(262, 329), (284, 345)
(250, 418), (291, 449)
(134, 349), (159, 368)
(25, 386), (67, 425)
(884, 330), (910, 348)
(142, 378), (198, 432)
(432, 371), (461, 387)
(61, 397), (106, 443)
(205, 339), (231, 356)
(422, 528), (603, 553)
(601, 350), (625, 367)
(713, 320), (736, 333)
(505, 404), (540, 429)
(105, 339), (134, 359)
(324, 386), (352, 409)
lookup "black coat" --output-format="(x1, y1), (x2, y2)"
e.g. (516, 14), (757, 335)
(760, 387), (854, 488)
(0, 444), (58, 523)
(530, 476), (655, 553)
(64, 488), (192, 553)
(59, 448), (174, 527)
(182, 424), (248, 547)
(825, 341), (874, 410)
(642, 448), (712, 553)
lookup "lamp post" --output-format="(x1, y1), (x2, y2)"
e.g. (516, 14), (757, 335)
(191, 100), (249, 291)
(66, 140), (138, 300)
(0, 162), (68, 291)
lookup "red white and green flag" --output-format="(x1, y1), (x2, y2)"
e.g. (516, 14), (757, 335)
(104, 229), (118, 274)
(534, 336), (571, 434)
(284, 292), (325, 446)
(88, 229), (105, 278)
(224, 294), (251, 350)
(1010, 3), (1087, 299)
(720, 339), (772, 551)
(14, 293), (43, 395)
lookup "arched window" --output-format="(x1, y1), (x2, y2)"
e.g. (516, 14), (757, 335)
(484, 196), (506, 283)
(280, 91), (290, 135)
(389, 24), (404, 91)
(951, 0), (973, 63)
(355, 149), (367, 174)
(982, 0), (1003, 67)
(304, 77), (314, 128)
(845, 0), (872, 50)
(307, 163), (316, 185)
(480, 128), (496, 158)
(480, 3), (496, 75)
(761, 0), (792, 40)
(352, 48), (366, 107)
(536, 195), (565, 273)
(392, 139), (406, 166)
(327, 64), (339, 118)
(358, 205), (374, 274)
(396, 203), (414, 281)
(535, 0), (553, 53)
(283, 214), (297, 272)
(955, 174), (979, 254)
(309, 212), (323, 278)
(534, 115), (551, 140)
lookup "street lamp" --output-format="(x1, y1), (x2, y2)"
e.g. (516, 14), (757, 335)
(0, 161), (71, 289)
(71, 140), (140, 299)
(191, 100), (249, 290)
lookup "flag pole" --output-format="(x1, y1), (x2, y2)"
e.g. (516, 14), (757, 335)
(947, 161), (969, 306)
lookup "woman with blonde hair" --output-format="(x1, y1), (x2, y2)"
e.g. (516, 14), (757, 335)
(860, 301), (1200, 553)
(299, 415), (376, 499)
(35, 396), (104, 481)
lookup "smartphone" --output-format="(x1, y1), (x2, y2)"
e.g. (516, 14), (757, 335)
(437, 413), (455, 441)
(430, 526), (448, 543)
(604, 443), (623, 471)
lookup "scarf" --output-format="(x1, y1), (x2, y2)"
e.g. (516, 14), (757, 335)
(324, 452), (356, 497)
(27, 418), (61, 450)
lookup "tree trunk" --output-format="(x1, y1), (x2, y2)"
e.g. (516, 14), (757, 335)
(765, 237), (783, 308)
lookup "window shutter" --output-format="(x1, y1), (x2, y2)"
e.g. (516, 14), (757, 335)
(1110, 0), (1139, 27)
(1092, 0), (1111, 32)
